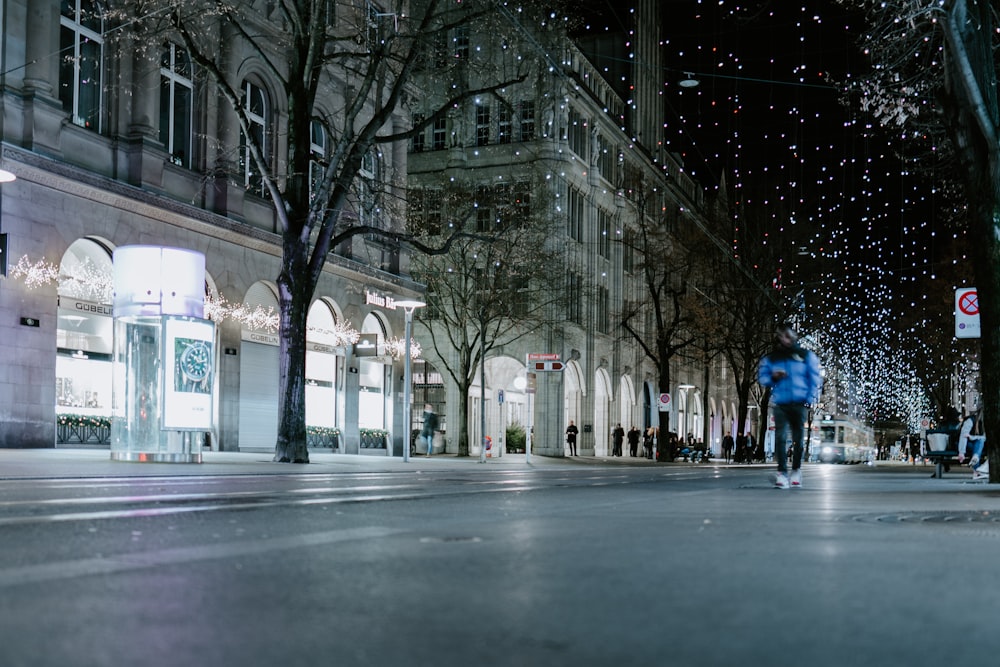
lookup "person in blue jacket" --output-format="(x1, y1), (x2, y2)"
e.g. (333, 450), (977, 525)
(758, 323), (823, 489)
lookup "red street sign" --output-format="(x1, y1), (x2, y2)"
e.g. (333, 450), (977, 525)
(533, 361), (564, 372)
(528, 353), (561, 361)
(959, 290), (979, 315)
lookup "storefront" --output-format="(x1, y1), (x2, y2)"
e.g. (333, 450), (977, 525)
(356, 312), (391, 449)
(305, 299), (343, 448)
(238, 282), (280, 451)
(55, 239), (114, 445)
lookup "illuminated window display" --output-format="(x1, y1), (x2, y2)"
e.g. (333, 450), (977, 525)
(357, 314), (389, 435)
(358, 358), (386, 430)
(306, 301), (341, 436)
(110, 245), (211, 462)
(56, 239), (115, 444)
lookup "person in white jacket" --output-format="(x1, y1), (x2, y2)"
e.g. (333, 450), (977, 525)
(958, 410), (988, 480)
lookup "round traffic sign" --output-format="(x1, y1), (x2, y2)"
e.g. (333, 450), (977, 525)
(959, 290), (979, 315)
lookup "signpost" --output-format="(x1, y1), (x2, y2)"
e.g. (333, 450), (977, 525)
(657, 392), (671, 412)
(528, 353), (563, 372)
(525, 354), (563, 463)
(956, 287), (980, 339)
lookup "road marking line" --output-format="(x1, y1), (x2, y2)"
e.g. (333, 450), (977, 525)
(0, 526), (399, 588)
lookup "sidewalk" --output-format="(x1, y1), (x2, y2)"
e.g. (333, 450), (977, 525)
(0, 447), (986, 482)
(0, 447), (577, 480)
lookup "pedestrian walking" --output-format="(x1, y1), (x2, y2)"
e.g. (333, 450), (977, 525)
(627, 426), (640, 457)
(421, 404), (438, 456)
(612, 423), (625, 457)
(643, 427), (655, 459)
(758, 323), (823, 489)
(565, 420), (579, 456)
(722, 432), (734, 463)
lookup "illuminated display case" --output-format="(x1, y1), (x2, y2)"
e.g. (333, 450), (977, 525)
(110, 246), (213, 462)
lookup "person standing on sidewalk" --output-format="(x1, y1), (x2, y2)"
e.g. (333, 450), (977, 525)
(565, 420), (579, 456)
(627, 426), (641, 457)
(612, 424), (625, 457)
(758, 323), (823, 489)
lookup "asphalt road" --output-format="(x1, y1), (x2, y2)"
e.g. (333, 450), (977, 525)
(0, 457), (997, 667)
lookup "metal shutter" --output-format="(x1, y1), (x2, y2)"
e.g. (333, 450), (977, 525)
(238, 342), (278, 451)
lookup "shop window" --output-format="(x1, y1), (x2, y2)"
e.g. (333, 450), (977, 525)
(55, 238), (114, 443)
(306, 301), (341, 440)
(358, 315), (388, 432)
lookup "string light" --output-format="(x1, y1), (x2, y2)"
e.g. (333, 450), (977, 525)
(386, 337), (422, 360)
(658, 2), (966, 426)
(9, 255), (60, 289)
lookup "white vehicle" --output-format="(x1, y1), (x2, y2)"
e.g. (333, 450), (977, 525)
(816, 416), (874, 464)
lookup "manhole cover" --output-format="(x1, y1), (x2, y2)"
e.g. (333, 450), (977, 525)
(848, 511), (1000, 524)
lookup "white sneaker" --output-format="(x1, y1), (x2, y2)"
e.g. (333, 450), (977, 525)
(972, 469), (988, 481)
(789, 470), (802, 488)
(773, 472), (789, 489)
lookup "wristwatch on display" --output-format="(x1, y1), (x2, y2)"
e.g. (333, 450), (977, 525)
(179, 340), (211, 389)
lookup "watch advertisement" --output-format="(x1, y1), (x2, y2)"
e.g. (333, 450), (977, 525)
(163, 316), (215, 430)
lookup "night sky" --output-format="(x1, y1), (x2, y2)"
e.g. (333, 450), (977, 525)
(575, 1), (974, 425)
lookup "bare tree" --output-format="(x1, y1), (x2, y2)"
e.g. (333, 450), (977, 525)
(112, 0), (537, 462)
(618, 180), (705, 452)
(409, 179), (565, 456)
(692, 198), (784, 450)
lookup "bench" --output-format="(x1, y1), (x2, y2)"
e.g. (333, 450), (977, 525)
(926, 431), (959, 479)
(925, 450), (960, 478)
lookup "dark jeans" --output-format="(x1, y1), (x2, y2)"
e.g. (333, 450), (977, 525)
(773, 403), (807, 473)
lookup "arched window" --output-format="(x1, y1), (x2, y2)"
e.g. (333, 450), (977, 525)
(240, 80), (269, 195)
(59, 0), (104, 131)
(160, 44), (194, 167)
(160, 43), (194, 168)
(358, 149), (383, 229)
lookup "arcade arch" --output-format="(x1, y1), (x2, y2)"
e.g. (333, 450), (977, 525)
(468, 355), (527, 457)
(358, 312), (390, 431)
(564, 360), (584, 454)
(55, 238), (115, 432)
(238, 281), (280, 450)
(593, 368), (611, 456)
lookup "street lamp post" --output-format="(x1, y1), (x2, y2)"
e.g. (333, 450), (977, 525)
(396, 300), (425, 463)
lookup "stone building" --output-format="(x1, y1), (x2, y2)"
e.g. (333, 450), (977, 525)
(406, 2), (744, 457)
(0, 0), (422, 453)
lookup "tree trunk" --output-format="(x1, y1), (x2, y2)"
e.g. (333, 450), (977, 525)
(657, 358), (672, 460)
(967, 152), (1000, 483)
(456, 377), (472, 456)
(273, 254), (312, 464)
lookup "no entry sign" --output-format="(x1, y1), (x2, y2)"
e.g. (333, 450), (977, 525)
(955, 287), (980, 339)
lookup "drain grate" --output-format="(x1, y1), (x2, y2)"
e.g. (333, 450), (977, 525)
(848, 511), (1000, 524)
(419, 536), (483, 543)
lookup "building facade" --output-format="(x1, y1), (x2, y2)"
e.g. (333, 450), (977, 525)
(0, 0), (422, 454)
(407, 2), (746, 457)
